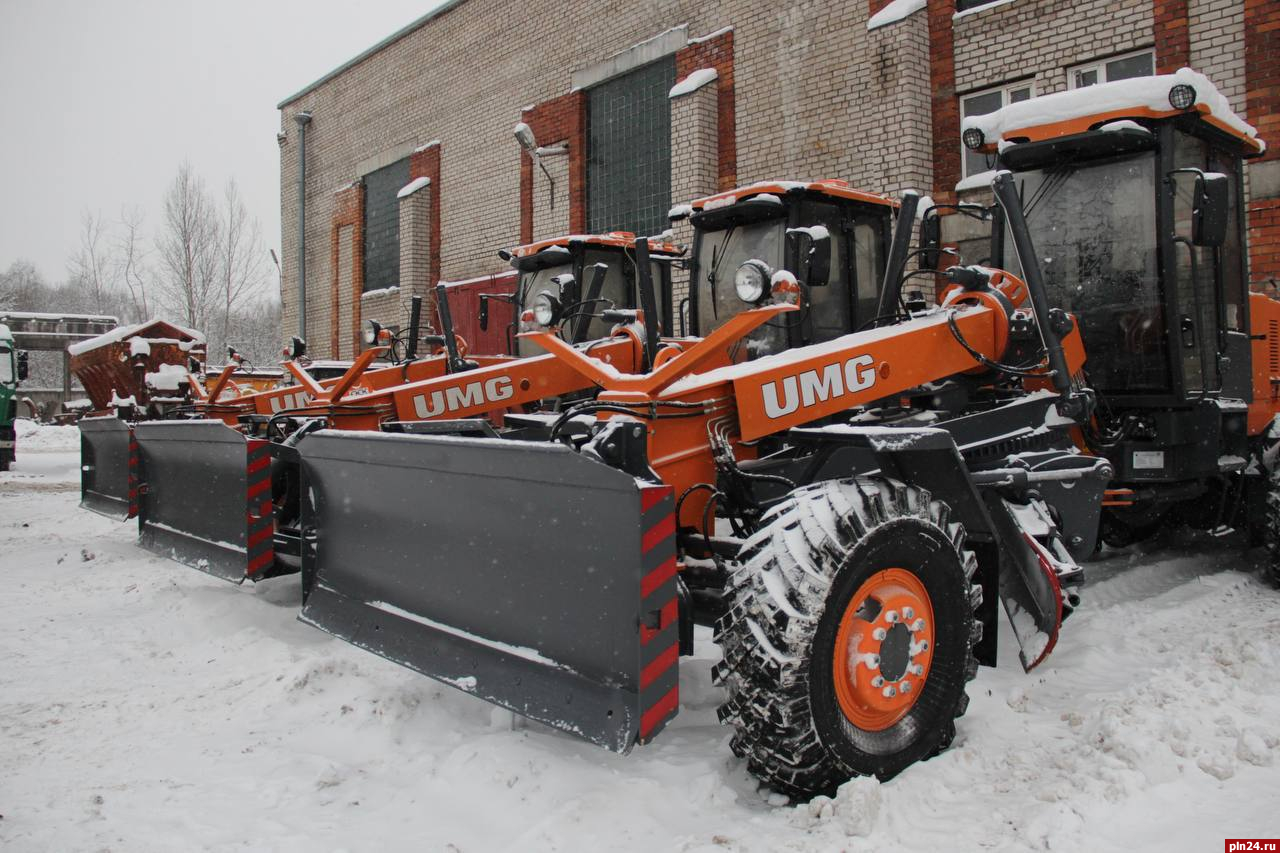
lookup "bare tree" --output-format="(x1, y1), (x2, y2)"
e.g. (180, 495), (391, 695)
(156, 162), (219, 331)
(116, 205), (152, 322)
(215, 179), (268, 355)
(68, 210), (116, 313)
(0, 260), (45, 310)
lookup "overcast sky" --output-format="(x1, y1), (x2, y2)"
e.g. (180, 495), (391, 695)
(0, 0), (445, 284)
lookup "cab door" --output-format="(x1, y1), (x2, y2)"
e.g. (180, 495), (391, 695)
(1167, 132), (1223, 397)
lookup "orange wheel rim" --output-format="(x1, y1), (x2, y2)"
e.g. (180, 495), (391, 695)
(832, 567), (935, 731)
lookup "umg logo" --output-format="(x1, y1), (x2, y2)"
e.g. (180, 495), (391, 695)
(761, 354), (876, 419)
(269, 390), (312, 413)
(413, 375), (515, 418)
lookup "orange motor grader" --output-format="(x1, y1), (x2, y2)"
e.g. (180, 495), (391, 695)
(290, 73), (1274, 799)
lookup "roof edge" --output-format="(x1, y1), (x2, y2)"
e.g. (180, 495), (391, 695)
(277, 0), (469, 110)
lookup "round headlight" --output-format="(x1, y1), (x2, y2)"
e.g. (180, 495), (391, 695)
(532, 291), (558, 326)
(962, 126), (985, 151)
(362, 322), (378, 345)
(1168, 83), (1196, 111)
(735, 260), (769, 303)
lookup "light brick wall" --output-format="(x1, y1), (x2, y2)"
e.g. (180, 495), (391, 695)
(1190, 0), (1245, 113)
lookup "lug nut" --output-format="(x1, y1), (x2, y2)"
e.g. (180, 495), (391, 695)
(872, 627), (887, 641)
(903, 607), (914, 620)
(884, 610), (899, 624)
(882, 686), (897, 698)
(909, 663), (924, 676)
(911, 618), (926, 632)
(900, 681), (912, 694)
(871, 675), (885, 688)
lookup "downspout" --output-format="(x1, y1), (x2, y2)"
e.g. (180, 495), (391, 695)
(294, 110), (312, 341)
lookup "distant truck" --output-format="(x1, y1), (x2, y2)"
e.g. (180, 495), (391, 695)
(0, 323), (30, 471)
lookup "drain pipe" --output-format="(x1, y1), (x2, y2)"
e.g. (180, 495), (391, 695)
(294, 110), (312, 341)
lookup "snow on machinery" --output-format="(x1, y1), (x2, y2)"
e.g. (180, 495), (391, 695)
(292, 74), (1275, 798)
(0, 324), (30, 471)
(122, 233), (688, 584)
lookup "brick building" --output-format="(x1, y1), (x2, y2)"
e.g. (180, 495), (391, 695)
(277, 0), (1279, 358)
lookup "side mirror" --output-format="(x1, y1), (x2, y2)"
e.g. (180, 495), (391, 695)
(16, 351), (29, 382)
(552, 272), (579, 312)
(1193, 172), (1229, 247)
(289, 336), (307, 359)
(479, 295), (490, 332)
(788, 227), (831, 287)
(919, 214), (942, 269)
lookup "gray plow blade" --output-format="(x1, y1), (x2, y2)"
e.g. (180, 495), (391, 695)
(135, 420), (274, 583)
(297, 430), (680, 753)
(79, 416), (136, 520)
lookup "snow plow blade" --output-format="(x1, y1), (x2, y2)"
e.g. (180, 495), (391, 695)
(79, 416), (137, 520)
(296, 429), (680, 753)
(135, 420), (274, 583)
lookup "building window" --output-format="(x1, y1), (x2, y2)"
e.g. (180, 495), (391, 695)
(586, 57), (675, 238)
(362, 157), (410, 293)
(1068, 49), (1154, 90)
(955, 0), (1005, 11)
(961, 81), (1034, 178)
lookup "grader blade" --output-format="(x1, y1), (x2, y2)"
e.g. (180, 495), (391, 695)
(135, 420), (275, 583)
(79, 416), (137, 520)
(986, 495), (1067, 672)
(296, 429), (680, 752)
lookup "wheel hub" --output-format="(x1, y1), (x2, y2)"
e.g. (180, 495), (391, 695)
(832, 567), (935, 731)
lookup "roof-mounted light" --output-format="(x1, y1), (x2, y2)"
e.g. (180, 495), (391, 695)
(1168, 83), (1197, 111)
(962, 127), (985, 151)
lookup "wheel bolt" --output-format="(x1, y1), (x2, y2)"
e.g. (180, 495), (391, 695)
(884, 610), (899, 624)
(871, 675), (885, 688)
(909, 663), (924, 676)
(872, 627), (887, 641)
(882, 685), (896, 698)
(900, 681), (912, 694)
(911, 618), (926, 632)
(902, 607), (914, 620)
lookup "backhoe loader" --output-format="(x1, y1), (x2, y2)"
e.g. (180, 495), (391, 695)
(288, 73), (1273, 798)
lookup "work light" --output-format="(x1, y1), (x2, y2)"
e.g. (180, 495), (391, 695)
(532, 291), (560, 326)
(962, 127), (985, 151)
(735, 260), (769, 303)
(1168, 84), (1196, 111)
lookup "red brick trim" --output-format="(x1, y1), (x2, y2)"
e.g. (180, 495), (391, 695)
(868, 0), (894, 17)
(1245, 0), (1279, 166)
(519, 93), (586, 244)
(330, 184), (363, 357)
(927, 0), (959, 204)
(675, 29), (737, 192)
(1153, 0), (1191, 74)
(1249, 199), (1280, 286)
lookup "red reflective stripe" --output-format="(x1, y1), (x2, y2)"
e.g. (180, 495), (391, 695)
(639, 643), (678, 690)
(247, 525), (273, 548)
(641, 515), (675, 554)
(246, 454), (271, 475)
(641, 486), (669, 513)
(640, 600), (678, 645)
(247, 477), (272, 499)
(246, 550), (274, 575)
(640, 556), (676, 599)
(639, 686), (679, 739)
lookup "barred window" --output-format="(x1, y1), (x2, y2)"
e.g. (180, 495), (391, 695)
(363, 158), (410, 293)
(586, 57), (675, 238)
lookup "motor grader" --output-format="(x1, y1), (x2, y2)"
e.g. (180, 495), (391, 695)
(286, 73), (1273, 798)
(97, 233), (688, 583)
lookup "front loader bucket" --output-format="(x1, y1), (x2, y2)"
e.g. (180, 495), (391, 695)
(297, 430), (680, 753)
(135, 420), (274, 583)
(79, 416), (137, 520)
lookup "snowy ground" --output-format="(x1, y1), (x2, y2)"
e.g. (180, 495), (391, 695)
(2, 421), (1278, 852)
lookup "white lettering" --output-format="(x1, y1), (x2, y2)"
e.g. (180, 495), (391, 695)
(484, 376), (514, 403)
(413, 390), (445, 419)
(761, 354), (879, 420)
(411, 375), (514, 419)
(445, 383), (484, 410)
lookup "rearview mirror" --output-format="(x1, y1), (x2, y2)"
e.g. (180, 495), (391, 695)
(919, 214), (941, 269)
(479, 295), (490, 332)
(788, 227), (831, 287)
(1193, 173), (1229, 247)
(16, 350), (28, 382)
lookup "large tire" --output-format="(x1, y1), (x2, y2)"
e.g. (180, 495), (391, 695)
(1264, 464), (1280, 586)
(713, 477), (981, 799)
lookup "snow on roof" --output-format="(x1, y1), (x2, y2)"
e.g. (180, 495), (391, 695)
(669, 68), (718, 99)
(0, 324), (11, 340)
(397, 176), (431, 199)
(963, 69), (1263, 154)
(867, 0), (926, 30)
(0, 311), (118, 322)
(67, 319), (206, 357)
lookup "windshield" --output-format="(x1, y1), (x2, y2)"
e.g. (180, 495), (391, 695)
(0, 347), (11, 384)
(1004, 153), (1166, 391)
(516, 263), (573, 357)
(695, 218), (786, 355)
